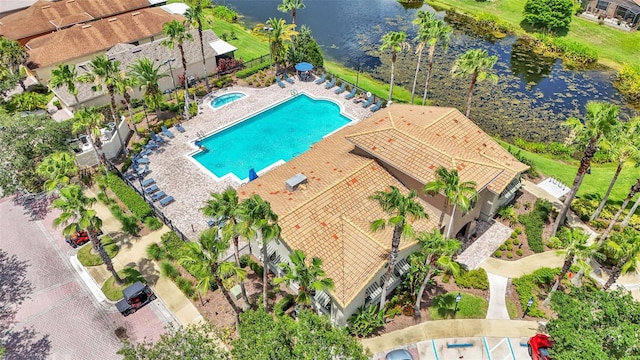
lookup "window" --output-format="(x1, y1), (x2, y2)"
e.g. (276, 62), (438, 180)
(596, 0), (609, 11)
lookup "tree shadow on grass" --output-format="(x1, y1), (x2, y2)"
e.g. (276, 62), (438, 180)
(126, 259), (159, 286)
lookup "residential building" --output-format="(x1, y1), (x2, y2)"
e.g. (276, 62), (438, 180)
(50, 28), (236, 111)
(26, 7), (184, 83)
(0, 0), (159, 44)
(237, 104), (529, 325)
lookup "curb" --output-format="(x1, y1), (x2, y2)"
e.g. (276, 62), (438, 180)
(69, 254), (108, 304)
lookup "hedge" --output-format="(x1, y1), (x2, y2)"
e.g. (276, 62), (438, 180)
(274, 294), (295, 317)
(454, 268), (489, 290)
(513, 267), (558, 318)
(106, 173), (152, 220)
(236, 62), (271, 79)
(518, 199), (553, 253)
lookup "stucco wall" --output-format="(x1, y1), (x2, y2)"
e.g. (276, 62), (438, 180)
(75, 118), (130, 168)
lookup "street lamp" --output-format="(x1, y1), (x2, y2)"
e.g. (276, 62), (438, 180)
(356, 63), (361, 88)
(264, 26), (274, 72)
(523, 297), (534, 318)
(159, 58), (176, 100)
(454, 293), (462, 312)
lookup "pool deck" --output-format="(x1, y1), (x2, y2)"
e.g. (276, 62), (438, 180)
(139, 80), (375, 237)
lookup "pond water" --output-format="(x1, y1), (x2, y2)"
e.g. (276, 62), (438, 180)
(224, 0), (636, 142)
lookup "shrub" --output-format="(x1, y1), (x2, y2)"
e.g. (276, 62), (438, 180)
(513, 267), (559, 318)
(506, 252), (514, 259)
(516, 249), (524, 256)
(236, 62), (271, 79)
(211, 75), (234, 88)
(212, 5), (238, 22)
(121, 215), (140, 235)
(615, 64), (640, 107)
(348, 305), (384, 337)
(518, 199), (552, 253)
(505, 239), (513, 246)
(499, 244), (507, 251)
(176, 276), (196, 298)
(385, 305), (403, 319)
(144, 216), (163, 231)
(106, 173), (152, 219)
(546, 236), (564, 249)
(239, 254), (251, 268)
(274, 294), (295, 317)
(146, 243), (167, 261)
(53, 99), (62, 109)
(494, 250), (503, 258)
(249, 260), (264, 278)
(160, 261), (180, 279)
(510, 231), (518, 239)
(514, 227), (522, 235)
(513, 238), (520, 245)
(216, 58), (244, 73)
(454, 268), (489, 290)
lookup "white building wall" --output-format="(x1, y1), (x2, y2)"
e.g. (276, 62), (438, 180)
(75, 118), (130, 168)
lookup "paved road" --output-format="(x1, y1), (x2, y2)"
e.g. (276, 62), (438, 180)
(1, 196), (169, 359)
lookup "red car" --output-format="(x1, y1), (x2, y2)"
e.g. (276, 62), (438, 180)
(528, 334), (554, 360)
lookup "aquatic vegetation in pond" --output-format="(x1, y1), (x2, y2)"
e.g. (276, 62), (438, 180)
(510, 37), (557, 89)
(614, 65), (640, 108)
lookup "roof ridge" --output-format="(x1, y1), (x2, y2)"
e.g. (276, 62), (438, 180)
(279, 159), (378, 220)
(422, 107), (457, 129)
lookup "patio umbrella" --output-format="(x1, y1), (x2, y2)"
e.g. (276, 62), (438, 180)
(249, 168), (259, 181)
(294, 62), (313, 71)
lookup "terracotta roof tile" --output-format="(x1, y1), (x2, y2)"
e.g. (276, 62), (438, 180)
(0, 0), (150, 41)
(26, 8), (183, 68)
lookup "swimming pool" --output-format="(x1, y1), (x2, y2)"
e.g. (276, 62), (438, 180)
(210, 92), (246, 109)
(193, 94), (351, 181)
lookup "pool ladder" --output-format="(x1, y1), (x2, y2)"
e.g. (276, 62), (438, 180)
(291, 88), (299, 96)
(196, 131), (205, 139)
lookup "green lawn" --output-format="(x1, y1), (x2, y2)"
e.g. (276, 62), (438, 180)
(207, 18), (269, 61)
(77, 235), (119, 267)
(428, 292), (488, 319)
(427, 0), (640, 68)
(497, 139), (637, 203)
(101, 268), (146, 301)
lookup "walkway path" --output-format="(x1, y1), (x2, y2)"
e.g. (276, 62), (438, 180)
(457, 220), (512, 270)
(485, 273), (510, 319)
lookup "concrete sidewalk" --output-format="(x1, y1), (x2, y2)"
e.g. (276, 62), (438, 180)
(361, 319), (541, 355)
(80, 189), (204, 326)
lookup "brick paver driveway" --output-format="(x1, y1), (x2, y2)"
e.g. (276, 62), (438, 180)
(1, 197), (169, 359)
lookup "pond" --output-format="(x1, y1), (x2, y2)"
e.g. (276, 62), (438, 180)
(225, 0), (636, 142)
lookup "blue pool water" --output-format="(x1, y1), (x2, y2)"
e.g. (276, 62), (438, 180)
(193, 94), (351, 180)
(210, 92), (246, 109)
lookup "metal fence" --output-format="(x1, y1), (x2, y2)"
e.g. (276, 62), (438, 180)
(106, 160), (190, 242)
(216, 53), (271, 76)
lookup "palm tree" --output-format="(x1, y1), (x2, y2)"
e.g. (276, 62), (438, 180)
(413, 230), (461, 315)
(254, 18), (297, 74)
(621, 195), (640, 227)
(161, 20), (194, 121)
(0, 38), (28, 90)
(114, 73), (140, 139)
(53, 185), (123, 284)
(411, 12), (452, 105)
(277, 0), (305, 25)
(200, 188), (251, 308)
(551, 102), (619, 237)
(36, 152), (78, 193)
(78, 55), (126, 152)
(237, 194), (281, 311)
(49, 63), (81, 107)
(601, 179), (640, 240)
(591, 117), (640, 221)
(273, 249), (334, 309)
(601, 228), (640, 290)
(424, 167), (478, 238)
(184, 4), (210, 92)
(543, 227), (600, 304)
(178, 228), (246, 335)
(72, 107), (104, 166)
(379, 31), (410, 102)
(450, 49), (498, 117)
(128, 57), (166, 122)
(370, 186), (428, 309)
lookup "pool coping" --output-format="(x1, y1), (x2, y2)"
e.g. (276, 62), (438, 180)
(208, 91), (249, 111)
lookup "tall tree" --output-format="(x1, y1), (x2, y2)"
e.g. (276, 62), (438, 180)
(411, 11), (451, 105)
(114, 73), (140, 139)
(277, 0), (305, 25)
(551, 102), (619, 237)
(200, 188), (251, 309)
(0, 38), (28, 90)
(370, 186), (428, 309)
(161, 20), (194, 121)
(184, 4), (210, 92)
(413, 230), (461, 315)
(621, 195), (640, 227)
(237, 195), (281, 311)
(591, 117), (640, 221)
(450, 49), (498, 117)
(379, 31), (409, 102)
(273, 249), (334, 309)
(423, 167), (478, 238)
(601, 228), (640, 290)
(523, 0), (574, 32)
(543, 227), (600, 304)
(78, 55), (126, 153)
(72, 107), (104, 166)
(49, 63), (81, 107)
(254, 18), (297, 74)
(52, 185), (123, 284)
(601, 179), (640, 240)
(36, 152), (78, 193)
(128, 57), (167, 121)
(178, 228), (246, 335)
